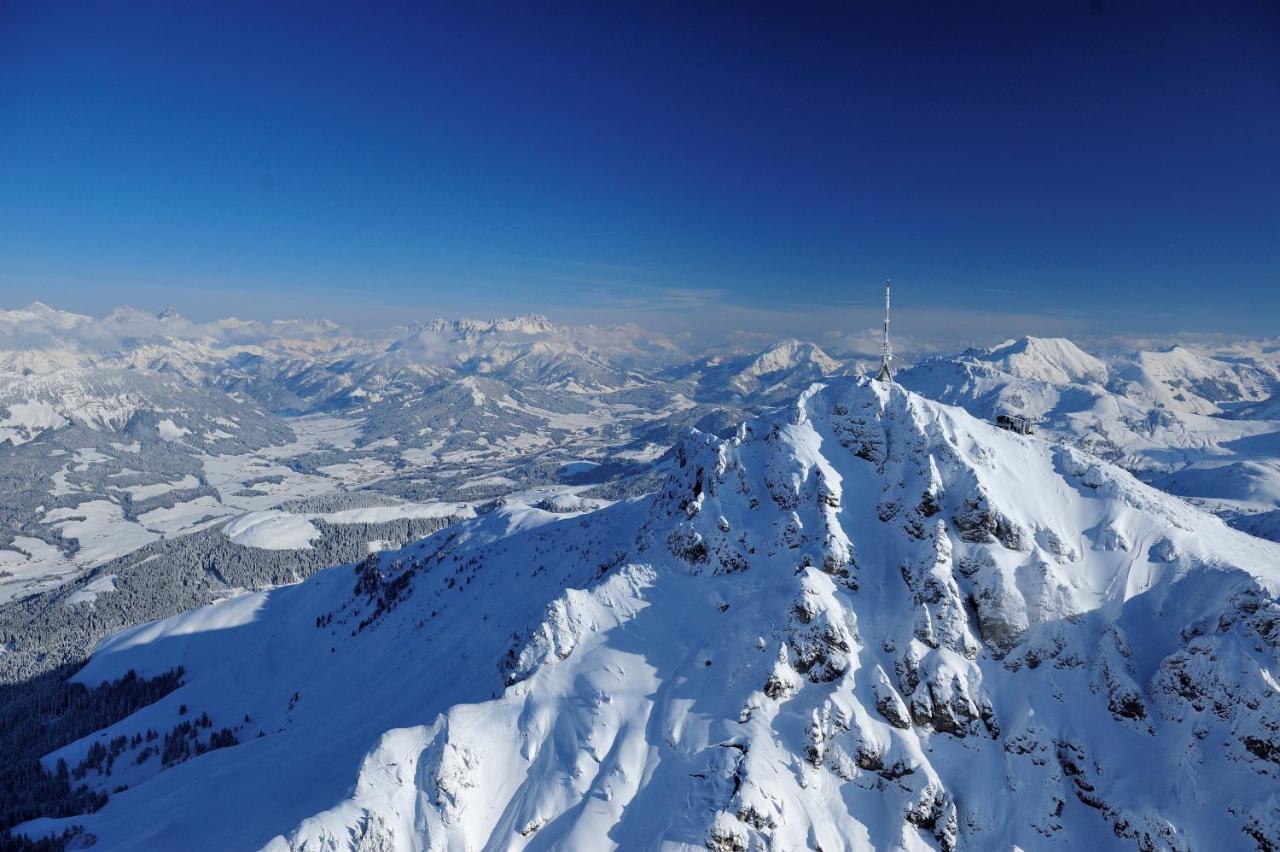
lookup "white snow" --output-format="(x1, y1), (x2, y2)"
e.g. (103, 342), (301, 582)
(23, 378), (1280, 851)
(156, 418), (189, 440)
(982, 336), (1109, 385)
(6, 302), (1280, 847)
(116, 474), (200, 500)
(222, 511), (322, 550)
(0, 400), (68, 445)
(221, 503), (476, 550)
(0, 537), (71, 604)
(44, 501), (156, 571)
(76, 589), (270, 678)
(319, 503), (474, 524)
(557, 460), (600, 477)
(136, 496), (231, 534)
(65, 574), (118, 607)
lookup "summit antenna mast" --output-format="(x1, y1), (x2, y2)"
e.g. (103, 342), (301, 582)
(875, 278), (893, 381)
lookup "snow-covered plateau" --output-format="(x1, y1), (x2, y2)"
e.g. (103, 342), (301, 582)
(15, 378), (1280, 851)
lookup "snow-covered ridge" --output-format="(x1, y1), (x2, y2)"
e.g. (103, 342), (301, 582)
(898, 335), (1280, 538)
(25, 378), (1280, 850)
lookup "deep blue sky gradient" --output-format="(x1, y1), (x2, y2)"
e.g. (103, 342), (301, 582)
(0, 1), (1277, 339)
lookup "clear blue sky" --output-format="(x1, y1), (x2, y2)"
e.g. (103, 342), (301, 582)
(0, 1), (1276, 341)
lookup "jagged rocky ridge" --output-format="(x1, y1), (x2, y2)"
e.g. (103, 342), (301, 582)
(19, 378), (1280, 850)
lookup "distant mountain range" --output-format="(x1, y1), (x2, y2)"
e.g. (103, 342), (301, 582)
(0, 304), (861, 604)
(2, 304), (1280, 608)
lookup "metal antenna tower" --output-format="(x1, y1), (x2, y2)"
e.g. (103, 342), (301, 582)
(875, 278), (893, 381)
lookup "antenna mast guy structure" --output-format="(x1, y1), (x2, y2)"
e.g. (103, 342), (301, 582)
(875, 278), (893, 381)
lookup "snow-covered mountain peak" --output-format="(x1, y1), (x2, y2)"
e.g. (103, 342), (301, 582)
(670, 339), (847, 405)
(426, 313), (560, 339)
(1117, 344), (1277, 413)
(1, 301), (93, 329)
(35, 377), (1280, 851)
(742, 338), (843, 376)
(976, 336), (1108, 386)
(659, 376), (1269, 606)
(491, 313), (557, 334)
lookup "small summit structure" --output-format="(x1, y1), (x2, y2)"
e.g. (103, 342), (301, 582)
(995, 412), (1036, 434)
(874, 278), (893, 381)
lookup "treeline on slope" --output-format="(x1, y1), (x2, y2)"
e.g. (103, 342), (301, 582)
(372, 451), (651, 505)
(276, 490), (415, 513)
(0, 514), (462, 685)
(0, 827), (87, 852)
(0, 666), (184, 840)
(0, 407), (290, 562)
(0, 511), (467, 847)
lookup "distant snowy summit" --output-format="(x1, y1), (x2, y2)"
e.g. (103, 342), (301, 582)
(422, 313), (560, 337)
(29, 377), (1280, 850)
(972, 336), (1110, 386)
(666, 338), (848, 404)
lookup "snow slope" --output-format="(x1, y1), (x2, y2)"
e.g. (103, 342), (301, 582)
(896, 337), (1110, 427)
(21, 377), (1280, 850)
(898, 336), (1280, 462)
(221, 503), (477, 550)
(899, 337), (1280, 538)
(979, 336), (1109, 386)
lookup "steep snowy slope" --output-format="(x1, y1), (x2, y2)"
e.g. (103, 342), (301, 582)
(896, 337), (1107, 426)
(21, 378), (1280, 851)
(899, 338), (1280, 539)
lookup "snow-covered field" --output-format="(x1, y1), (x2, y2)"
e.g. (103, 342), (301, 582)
(0, 416), (397, 603)
(222, 502), (475, 550)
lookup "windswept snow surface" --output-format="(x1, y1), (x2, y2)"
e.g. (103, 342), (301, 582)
(23, 378), (1280, 851)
